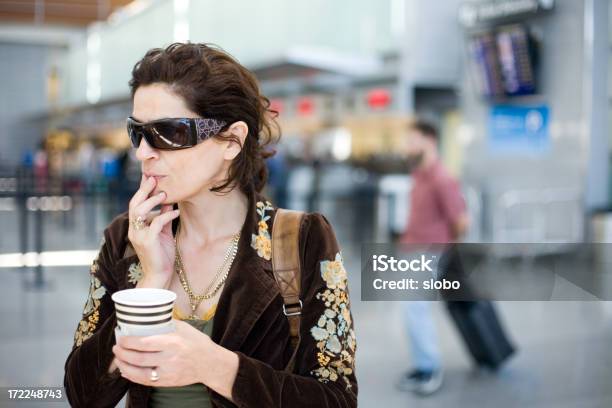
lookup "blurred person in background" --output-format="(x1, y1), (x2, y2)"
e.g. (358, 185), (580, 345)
(63, 43), (357, 408)
(33, 142), (49, 192)
(396, 120), (469, 396)
(77, 141), (96, 187)
(265, 143), (289, 209)
(113, 147), (137, 212)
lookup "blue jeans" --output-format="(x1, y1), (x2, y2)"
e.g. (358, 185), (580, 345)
(403, 301), (442, 372)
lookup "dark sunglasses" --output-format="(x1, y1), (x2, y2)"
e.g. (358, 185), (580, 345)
(127, 116), (227, 150)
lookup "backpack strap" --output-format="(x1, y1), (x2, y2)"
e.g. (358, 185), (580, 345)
(271, 208), (305, 372)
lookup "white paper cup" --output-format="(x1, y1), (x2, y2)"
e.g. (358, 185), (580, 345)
(111, 288), (177, 337)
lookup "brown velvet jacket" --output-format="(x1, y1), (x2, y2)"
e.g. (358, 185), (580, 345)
(63, 187), (358, 407)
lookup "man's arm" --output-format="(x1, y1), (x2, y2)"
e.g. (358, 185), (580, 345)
(451, 213), (470, 241)
(437, 175), (469, 242)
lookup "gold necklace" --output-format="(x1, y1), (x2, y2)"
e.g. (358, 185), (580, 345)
(174, 224), (240, 320)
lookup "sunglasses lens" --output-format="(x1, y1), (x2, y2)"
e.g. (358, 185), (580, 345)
(127, 121), (142, 148)
(127, 118), (195, 150)
(150, 121), (191, 149)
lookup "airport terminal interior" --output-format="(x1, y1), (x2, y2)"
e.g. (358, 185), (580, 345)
(1, 0), (612, 407)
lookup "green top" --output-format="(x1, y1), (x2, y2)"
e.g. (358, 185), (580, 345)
(149, 318), (214, 408)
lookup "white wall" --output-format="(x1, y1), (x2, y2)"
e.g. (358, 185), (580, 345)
(58, 0), (398, 107)
(0, 44), (54, 166)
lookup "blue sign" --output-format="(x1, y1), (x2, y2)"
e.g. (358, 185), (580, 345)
(488, 105), (550, 153)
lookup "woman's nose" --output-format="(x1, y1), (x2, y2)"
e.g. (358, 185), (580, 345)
(134, 137), (158, 161)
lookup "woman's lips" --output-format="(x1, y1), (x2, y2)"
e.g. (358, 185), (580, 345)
(145, 174), (166, 182)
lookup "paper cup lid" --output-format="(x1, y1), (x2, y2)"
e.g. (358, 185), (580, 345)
(112, 288), (176, 307)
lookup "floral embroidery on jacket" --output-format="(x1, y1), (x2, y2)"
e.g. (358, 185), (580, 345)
(251, 201), (273, 260)
(128, 261), (144, 285)
(310, 252), (356, 390)
(73, 257), (108, 347)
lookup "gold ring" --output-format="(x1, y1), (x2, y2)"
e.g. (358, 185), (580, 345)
(150, 368), (160, 382)
(131, 216), (146, 231)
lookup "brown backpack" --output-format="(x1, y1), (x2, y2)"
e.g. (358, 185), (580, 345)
(270, 209), (305, 372)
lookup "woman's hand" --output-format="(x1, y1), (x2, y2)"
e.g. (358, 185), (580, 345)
(112, 320), (238, 400)
(128, 175), (180, 289)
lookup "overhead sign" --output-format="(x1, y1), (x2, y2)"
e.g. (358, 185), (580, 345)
(488, 105), (550, 153)
(460, 0), (554, 27)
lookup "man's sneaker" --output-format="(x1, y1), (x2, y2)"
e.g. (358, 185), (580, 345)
(396, 369), (443, 396)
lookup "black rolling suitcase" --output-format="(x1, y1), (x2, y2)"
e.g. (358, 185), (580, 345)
(446, 301), (516, 370)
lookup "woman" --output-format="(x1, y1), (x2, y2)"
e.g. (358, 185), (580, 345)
(63, 43), (357, 408)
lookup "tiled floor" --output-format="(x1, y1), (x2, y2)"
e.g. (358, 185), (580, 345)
(1, 209), (612, 407)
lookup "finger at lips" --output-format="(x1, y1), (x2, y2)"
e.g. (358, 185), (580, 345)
(129, 176), (157, 213)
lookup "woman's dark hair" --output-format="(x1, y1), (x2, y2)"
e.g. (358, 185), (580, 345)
(128, 42), (280, 193)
